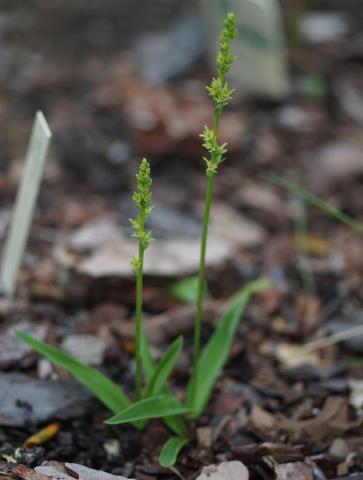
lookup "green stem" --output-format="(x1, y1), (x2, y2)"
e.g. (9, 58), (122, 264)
(135, 243), (144, 400)
(193, 108), (222, 368)
(193, 173), (215, 365)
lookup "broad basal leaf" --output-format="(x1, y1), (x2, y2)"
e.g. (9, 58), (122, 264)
(140, 332), (188, 437)
(105, 394), (189, 424)
(169, 276), (202, 304)
(159, 436), (190, 468)
(144, 336), (183, 397)
(187, 279), (269, 418)
(15, 332), (141, 428)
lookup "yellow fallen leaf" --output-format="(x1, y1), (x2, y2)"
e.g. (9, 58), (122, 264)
(23, 421), (61, 448)
(295, 233), (330, 256)
(1, 454), (16, 463)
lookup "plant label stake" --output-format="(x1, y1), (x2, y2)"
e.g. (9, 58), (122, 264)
(0, 111), (52, 298)
(200, 0), (289, 99)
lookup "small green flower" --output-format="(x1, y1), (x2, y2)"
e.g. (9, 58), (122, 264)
(217, 12), (238, 77)
(130, 158), (154, 252)
(201, 12), (237, 177)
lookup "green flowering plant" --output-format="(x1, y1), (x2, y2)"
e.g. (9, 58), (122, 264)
(17, 13), (269, 469)
(130, 158), (154, 399)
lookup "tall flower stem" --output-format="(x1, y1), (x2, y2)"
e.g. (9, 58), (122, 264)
(135, 241), (145, 399)
(130, 159), (153, 400)
(192, 13), (237, 371)
(193, 174), (215, 363)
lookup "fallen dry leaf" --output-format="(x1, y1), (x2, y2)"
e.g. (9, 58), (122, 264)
(313, 140), (363, 186)
(278, 396), (360, 442)
(35, 462), (133, 480)
(209, 203), (265, 249)
(275, 462), (313, 480)
(0, 321), (48, 369)
(0, 463), (51, 480)
(275, 343), (322, 368)
(112, 301), (217, 343)
(196, 461), (249, 480)
(250, 397), (360, 443)
(349, 380), (363, 409)
(77, 237), (229, 278)
(250, 405), (277, 434)
(97, 70), (245, 157)
(68, 217), (123, 252)
(232, 443), (304, 463)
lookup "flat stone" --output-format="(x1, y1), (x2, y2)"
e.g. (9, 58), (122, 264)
(0, 373), (93, 427)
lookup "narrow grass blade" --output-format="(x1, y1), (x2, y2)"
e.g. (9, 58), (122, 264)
(187, 279), (269, 418)
(169, 276), (202, 304)
(105, 394), (189, 425)
(140, 332), (188, 437)
(266, 174), (363, 235)
(144, 336), (183, 397)
(0, 111), (52, 298)
(15, 332), (142, 428)
(159, 436), (190, 468)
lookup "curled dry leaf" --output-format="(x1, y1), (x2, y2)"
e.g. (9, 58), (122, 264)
(250, 396), (360, 443)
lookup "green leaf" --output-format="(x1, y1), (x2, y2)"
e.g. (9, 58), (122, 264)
(159, 436), (190, 468)
(187, 279), (269, 418)
(16, 332), (142, 429)
(169, 276), (203, 304)
(144, 336), (183, 397)
(266, 174), (363, 235)
(105, 394), (189, 425)
(140, 332), (188, 437)
(140, 331), (155, 381)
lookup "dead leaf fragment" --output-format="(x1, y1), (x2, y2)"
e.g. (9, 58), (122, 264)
(78, 238), (229, 278)
(275, 462), (313, 480)
(69, 217), (123, 251)
(232, 443), (304, 463)
(209, 203), (265, 249)
(349, 380), (363, 409)
(0, 321), (47, 369)
(35, 462), (134, 480)
(61, 335), (106, 366)
(250, 405), (276, 434)
(275, 343), (321, 368)
(278, 396), (360, 442)
(0, 463), (58, 480)
(66, 463), (134, 480)
(196, 461), (249, 480)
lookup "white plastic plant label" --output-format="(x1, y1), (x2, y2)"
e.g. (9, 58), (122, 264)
(0, 111), (52, 298)
(200, 0), (289, 99)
